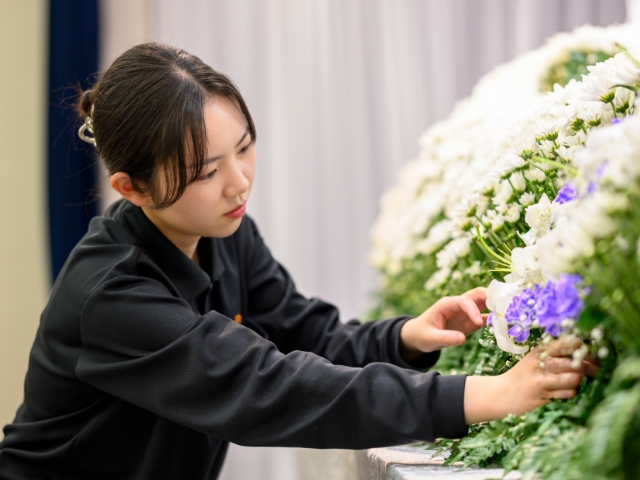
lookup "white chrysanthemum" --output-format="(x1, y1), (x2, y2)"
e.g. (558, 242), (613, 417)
(509, 171), (526, 192)
(465, 261), (482, 277)
(435, 235), (472, 270)
(370, 23), (640, 285)
(425, 268), (451, 291)
(494, 180), (514, 206)
(416, 219), (453, 255)
(524, 167), (547, 182)
(490, 214), (505, 231)
(505, 203), (522, 223)
(525, 194), (557, 231)
(539, 116), (640, 277)
(496, 153), (526, 177)
(519, 192), (536, 206)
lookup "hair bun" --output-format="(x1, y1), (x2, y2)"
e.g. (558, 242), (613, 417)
(76, 89), (94, 118)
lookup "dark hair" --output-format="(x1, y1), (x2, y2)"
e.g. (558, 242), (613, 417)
(76, 43), (256, 208)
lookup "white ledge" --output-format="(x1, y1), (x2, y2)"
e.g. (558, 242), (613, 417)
(298, 444), (523, 480)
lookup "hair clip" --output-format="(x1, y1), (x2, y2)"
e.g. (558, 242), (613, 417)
(78, 104), (97, 147)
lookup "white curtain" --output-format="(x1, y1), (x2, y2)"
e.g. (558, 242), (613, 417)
(145, 0), (626, 321)
(100, 1), (626, 479)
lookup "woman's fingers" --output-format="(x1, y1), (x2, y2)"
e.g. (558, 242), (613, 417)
(544, 357), (582, 374)
(430, 296), (484, 330)
(542, 344), (601, 378)
(463, 287), (488, 312)
(543, 389), (578, 400)
(543, 337), (583, 357)
(458, 295), (485, 327)
(542, 371), (583, 391)
(583, 359), (600, 378)
(429, 328), (466, 348)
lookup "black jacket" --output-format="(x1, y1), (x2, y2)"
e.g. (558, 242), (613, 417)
(0, 200), (467, 479)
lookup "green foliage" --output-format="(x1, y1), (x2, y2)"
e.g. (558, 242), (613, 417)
(432, 359), (615, 479)
(541, 50), (613, 92)
(581, 197), (640, 353)
(369, 252), (494, 320)
(433, 329), (513, 377)
(568, 356), (640, 480)
(428, 347), (640, 479)
(370, 254), (440, 318)
(578, 383), (640, 479)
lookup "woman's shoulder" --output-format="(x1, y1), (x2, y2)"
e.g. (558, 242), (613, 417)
(55, 201), (153, 294)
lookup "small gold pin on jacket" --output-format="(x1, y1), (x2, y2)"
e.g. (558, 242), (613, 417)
(234, 314), (242, 324)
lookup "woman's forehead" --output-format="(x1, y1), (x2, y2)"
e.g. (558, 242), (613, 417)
(204, 98), (249, 145)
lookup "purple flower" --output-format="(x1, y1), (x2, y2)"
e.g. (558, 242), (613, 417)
(587, 162), (608, 194)
(534, 275), (584, 338)
(504, 287), (538, 343)
(508, 323), (531, 343)
(539, 315), (564, 337)
(491, 277), (584, 344)
(534, 282), (564, 337)
(554, 182), (578, 204)
(612, 118), (622, 125)
(555, 274), (583, 318)
(534, 282), (555, 317)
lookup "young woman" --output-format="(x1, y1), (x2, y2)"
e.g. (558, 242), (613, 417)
(0, 43), (593, 480)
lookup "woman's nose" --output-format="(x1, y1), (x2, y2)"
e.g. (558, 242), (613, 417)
(223, 162), (250, 198)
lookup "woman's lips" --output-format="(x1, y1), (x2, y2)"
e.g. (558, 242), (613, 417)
(224, 203), (246, 219)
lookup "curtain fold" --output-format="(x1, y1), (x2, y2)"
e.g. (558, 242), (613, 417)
(48, 0), (100, 281)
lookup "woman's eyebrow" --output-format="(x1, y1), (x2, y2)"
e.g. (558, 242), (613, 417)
(204, 128), (251, 164)
(235, 128), (250, 147)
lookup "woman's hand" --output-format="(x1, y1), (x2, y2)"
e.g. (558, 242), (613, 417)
(463, 337), (599, 424)
(399, 287), (487, 363)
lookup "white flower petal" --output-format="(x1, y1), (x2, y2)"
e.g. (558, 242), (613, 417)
(486, 279), (520, 315)
(493, 313), (530, 355)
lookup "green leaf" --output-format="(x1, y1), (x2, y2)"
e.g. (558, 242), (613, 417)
(577, 304), (606, 331)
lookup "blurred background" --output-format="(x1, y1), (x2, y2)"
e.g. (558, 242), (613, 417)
(0, 1), (630, 478)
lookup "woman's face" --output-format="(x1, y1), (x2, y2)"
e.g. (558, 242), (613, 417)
(143, 96), (256, 250)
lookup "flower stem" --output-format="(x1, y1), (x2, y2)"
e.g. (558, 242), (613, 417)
(475, 226), (511, 265)
(531, 156), (578, 176)
(617, 43), (640, 68)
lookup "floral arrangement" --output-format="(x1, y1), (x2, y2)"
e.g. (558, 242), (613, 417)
(370, 24), (633, 318)
(370, 24), (640, 478)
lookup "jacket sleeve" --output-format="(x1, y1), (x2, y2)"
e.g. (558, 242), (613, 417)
(76, 266), (468, 448)
(241, 218), (440, 370)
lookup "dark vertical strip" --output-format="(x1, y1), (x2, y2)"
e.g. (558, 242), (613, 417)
(48, 0), (100, 282)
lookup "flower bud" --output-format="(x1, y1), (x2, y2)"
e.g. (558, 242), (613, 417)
(590, 327), (603, 342)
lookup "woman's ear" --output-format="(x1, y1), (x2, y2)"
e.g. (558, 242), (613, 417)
(110, 172), (151, 207)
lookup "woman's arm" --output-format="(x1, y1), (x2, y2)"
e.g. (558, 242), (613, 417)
(77, 273), (469, 447)
(240, 217), (439, 369)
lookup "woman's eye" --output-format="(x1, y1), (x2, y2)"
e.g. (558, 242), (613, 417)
(200, 169), (217, 180)
(239, 141), (253, 155)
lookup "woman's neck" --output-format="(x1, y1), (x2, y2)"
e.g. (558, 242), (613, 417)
(141, 207), (201, 264)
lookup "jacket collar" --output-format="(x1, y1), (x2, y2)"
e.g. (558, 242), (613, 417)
(111, 200), (225, 301)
